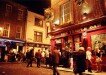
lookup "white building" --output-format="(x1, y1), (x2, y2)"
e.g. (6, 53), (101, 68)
(24, 11), (51, 53)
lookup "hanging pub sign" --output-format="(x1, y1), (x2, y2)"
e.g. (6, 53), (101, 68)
(44, 8), (54, 21)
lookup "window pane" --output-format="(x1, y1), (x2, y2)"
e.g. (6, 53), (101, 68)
(60, 1), (71, 24)
(5, 4), (12, 17)
(3, 23), (10, 37)
(16, 26), (21, 39)
(16, 33), (20, 38)
(18, 9), (23, 20)
(35, 18), (43, 27)
(34, 31), (42, 42)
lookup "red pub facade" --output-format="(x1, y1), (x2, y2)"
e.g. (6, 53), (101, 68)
(47, 0), (106, 71)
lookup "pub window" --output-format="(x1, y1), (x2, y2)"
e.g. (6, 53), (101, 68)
(34, 18), (43, 27)
(60, 0), (71, 25)
(5, 4), (12, 17)
(34, 31), (42, 42)
(18, 9), (23, 20)
(3, 23), (10, 37)
(16, 26), (22, 39)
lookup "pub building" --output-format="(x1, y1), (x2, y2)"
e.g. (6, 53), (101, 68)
(48, 0), (106, 71)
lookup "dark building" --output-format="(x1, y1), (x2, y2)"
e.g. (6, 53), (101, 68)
(0, 0), (27, 56)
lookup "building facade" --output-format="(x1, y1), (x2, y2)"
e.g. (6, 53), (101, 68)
(0, 0), (27, 58)
(25, 11), (51, 54)
(49, 0), (106, 70)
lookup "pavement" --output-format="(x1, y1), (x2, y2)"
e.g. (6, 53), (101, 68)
(57, 67), (106, 75)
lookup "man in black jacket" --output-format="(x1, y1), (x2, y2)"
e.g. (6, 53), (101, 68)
(73, 47), (86, 75)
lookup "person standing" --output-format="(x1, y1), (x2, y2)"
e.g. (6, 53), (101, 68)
(35, 49), (42, 68)
(86, 47), (93, 73)
(0, 49), (2, 62)
(26, 49), (34, 67)
(73, 47), (86, 75)
(45, 49), (50, 67)
(95, 47), (102, 72)
(52, 47), (60, 75)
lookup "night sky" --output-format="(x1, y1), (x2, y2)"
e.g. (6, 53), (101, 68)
(12, 0), (51, 15)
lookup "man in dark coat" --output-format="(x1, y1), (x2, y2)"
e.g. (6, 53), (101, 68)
(26, 49), (34, 67)
(73, 47), (86, 75)
(35, 49), (42, 68)
(52, 47), (60, 75)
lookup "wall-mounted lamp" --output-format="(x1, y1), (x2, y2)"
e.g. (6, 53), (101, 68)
(81, 1), (91, 20)
(82, 12), (88, 19)
(83, 12), (88, 16)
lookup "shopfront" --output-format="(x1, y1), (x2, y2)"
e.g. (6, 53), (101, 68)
(25, 42), (51, 54)
(50, 17), (106, 70)
(0, 38), (25, 61)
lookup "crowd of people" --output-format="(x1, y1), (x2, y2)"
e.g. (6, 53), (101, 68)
(0, 46), (104, 75)
(24, 46), (104, 75)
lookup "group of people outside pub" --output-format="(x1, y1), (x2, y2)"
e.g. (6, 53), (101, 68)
(0, 47), (25, 62)
(24, 45), (104, 75)
(50, 46), (104, 75)
(0, 45), (105, 75)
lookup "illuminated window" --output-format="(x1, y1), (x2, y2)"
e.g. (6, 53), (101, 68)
(18, 9), (23, 20)
(16, 26), (22, 39)
(35, 18), (43, 27)
(60, 1), (71, 24)
(34, 31), (42, 42)
(3, 23), (10, 37)
(5, 4), (12, 17)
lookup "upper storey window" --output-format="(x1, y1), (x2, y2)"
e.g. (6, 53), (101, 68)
(3, 23), (10, 37)
(16, 26), (22, 39)
(34, 31), (42, 42)
(60, 1), (71, 25)
(18, 9), (24, 20)
(5, 4), (12, 17)
(35, 18), (43, 27)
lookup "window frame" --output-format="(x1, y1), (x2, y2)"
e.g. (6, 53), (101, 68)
(18, 9), (24, 20)
(5, 4), (12, 17)
(15, 26), (22, 39)
(34, 17), (43, 27)
(60, 1), (71, 25)
(34, 31), (42, 42)
(3, 23), (10, 37)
